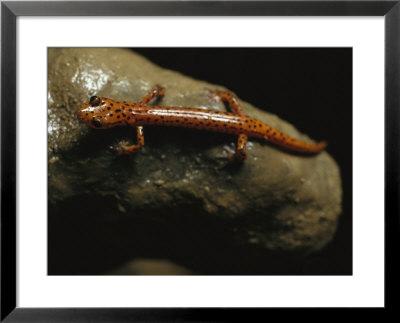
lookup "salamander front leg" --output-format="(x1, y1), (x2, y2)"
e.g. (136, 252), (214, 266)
(113, 126), (144, 155)
(140, 85), (165, 105)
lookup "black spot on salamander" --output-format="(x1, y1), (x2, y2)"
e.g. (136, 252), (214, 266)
(109, 113), (113, 117)
(122, 113), (126, 117)
(115, 109), (121, 113)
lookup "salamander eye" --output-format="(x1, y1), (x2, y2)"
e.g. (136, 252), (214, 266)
(90, 96), (101, 106)
(92, 119), (103, 128)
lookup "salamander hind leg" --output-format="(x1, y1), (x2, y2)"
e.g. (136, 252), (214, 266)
(140, 85), (165, 105)
(235, 133), (248, 160)
(210, 89), (246, 117)
(209, 90), (248, 161)
(112, 126), (144, 155)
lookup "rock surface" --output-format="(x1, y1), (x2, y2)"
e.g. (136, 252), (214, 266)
(48, 48), (342, 275)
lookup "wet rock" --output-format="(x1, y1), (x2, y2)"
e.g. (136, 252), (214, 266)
(108, 259), (194, 275)
(48, 48), (342, 274)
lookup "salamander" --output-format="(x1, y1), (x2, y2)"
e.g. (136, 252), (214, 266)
(76, 86), (327, 160)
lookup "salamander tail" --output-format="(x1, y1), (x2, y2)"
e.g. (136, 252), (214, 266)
(264, 130), (327, 154)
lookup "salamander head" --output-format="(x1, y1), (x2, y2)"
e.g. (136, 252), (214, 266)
(76, 96), (125, 129)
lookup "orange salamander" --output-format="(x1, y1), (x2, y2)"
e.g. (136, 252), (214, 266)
(76, 86), (326, 160)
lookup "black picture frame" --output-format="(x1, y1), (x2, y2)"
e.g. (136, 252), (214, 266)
(1, 0), (398, 321)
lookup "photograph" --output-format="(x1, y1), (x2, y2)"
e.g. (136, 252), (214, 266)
(47, 48), (352, 275)
(2, 0), (394, 319)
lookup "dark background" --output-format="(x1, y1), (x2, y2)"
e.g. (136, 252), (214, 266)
(132, 48), (352, 275)
(49, 48), (352, 275)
